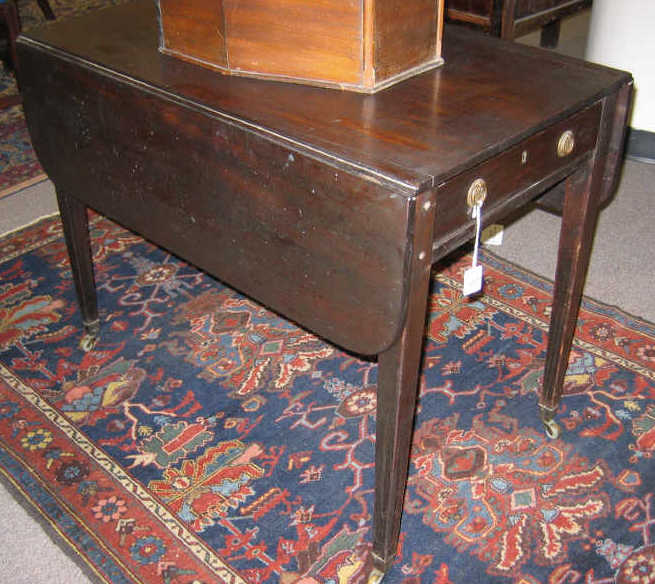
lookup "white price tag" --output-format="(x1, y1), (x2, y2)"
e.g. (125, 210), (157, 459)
(482, 224), (504, 246)
(463, 264), (484, 296)
(464, 198), (485, 296)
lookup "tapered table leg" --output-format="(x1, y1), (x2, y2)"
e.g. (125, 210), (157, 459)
(540, 19), (561, 48)
(56, 190), (99, 351)
(371, 194), (436, 580)
(36, 0), (56, 21)
(540, 95), (619, 438)
(539, 166), (597, 437)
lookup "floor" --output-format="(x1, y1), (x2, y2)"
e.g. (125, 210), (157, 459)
(1, 8), (654, 583)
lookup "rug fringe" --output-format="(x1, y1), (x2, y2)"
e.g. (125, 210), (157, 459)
(0, 211), (60, 240)
(0, 173), (49, 201)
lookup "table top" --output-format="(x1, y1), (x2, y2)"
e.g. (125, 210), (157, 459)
(19, 0), (629, 193)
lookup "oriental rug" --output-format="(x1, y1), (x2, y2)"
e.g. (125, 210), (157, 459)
(0, 214), (654, 584)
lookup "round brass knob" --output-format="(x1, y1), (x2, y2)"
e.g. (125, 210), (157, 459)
(557, 130), (575, 158)
(467, 178), (487, 208)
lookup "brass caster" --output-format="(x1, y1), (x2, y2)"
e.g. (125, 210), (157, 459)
(79, 319), (100, 352)
(79, 332), (98, 352)
(368, 567), (385, 584)
(543, 418), (560, 440)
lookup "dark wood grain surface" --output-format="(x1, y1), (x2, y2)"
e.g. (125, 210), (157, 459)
(18, 0), (627, 191)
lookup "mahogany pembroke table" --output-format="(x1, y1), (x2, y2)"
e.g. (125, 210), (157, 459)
(16, 1), (631, 579)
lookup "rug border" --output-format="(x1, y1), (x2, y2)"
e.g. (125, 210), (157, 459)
(0, 173), (49, 200)
(0, 362), (248, 584)
(0, 210), (60, 241)
(0, 449), (124, 584)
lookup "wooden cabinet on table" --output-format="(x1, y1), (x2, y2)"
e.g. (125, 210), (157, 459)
(156, 0), (445, 93)
(445, 0), (591, 47)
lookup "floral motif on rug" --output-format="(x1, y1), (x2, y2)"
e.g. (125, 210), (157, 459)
(0, 214), (654, 584)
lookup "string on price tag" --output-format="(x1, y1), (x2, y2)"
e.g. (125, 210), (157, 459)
(463, 200), (484, 296)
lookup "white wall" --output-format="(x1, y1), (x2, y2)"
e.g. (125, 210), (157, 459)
(586, 0), (655, 132)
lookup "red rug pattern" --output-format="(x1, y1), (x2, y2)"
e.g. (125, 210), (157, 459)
(0, 214), (654, 584)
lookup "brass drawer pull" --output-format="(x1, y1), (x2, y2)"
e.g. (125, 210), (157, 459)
(557, 130), (575, 157)
(467, 178), (487, 208)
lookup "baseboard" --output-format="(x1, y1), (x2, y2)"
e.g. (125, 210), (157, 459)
(625, 128), (655, 164)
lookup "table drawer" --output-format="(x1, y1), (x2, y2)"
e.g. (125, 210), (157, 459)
(433, 102), (601, 256)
